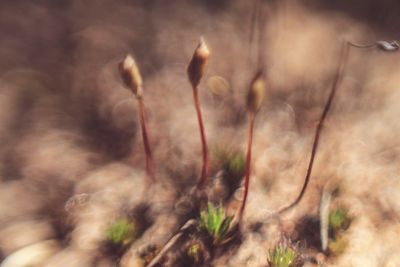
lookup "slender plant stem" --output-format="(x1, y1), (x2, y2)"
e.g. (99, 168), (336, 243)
(193, 87), (209, 189)
(137, 97), (155, 184)
(146, 220), (197, 267)
(347, 41), (377, 49)
(278, 41), (349, 214)
(238, 112), (255, 220)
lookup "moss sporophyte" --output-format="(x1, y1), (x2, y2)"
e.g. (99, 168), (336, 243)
(119, 54), (155, 184)
(187, 38), (211, 190)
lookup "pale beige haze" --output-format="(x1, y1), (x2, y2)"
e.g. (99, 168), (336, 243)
(0, 0), (400, 267)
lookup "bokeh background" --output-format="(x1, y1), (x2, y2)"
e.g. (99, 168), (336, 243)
(1, 0), (400, 266)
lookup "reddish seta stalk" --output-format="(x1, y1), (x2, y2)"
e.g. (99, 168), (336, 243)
(236, 70), (265, 221)
(138, 97), (154, 184)
(277, 41), (349, 214)
(193, 87), (209, 190)
(187, 38), (210, 190)
(119, 54), (156, 186)
(238, 113), (255, 221)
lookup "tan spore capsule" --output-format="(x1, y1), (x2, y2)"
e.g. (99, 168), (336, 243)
(117, 54), (154, 185)
(247, 70), (266, 114)
(187, 37), (210, 88)
(119, 54), (143, 97)
(187, 38), (211, 189)
(236, 69), (266, 221)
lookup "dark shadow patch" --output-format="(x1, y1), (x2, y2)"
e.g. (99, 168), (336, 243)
(292, 216), (321, 250)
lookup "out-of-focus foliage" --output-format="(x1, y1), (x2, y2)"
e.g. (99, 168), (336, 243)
(329, 207), (350, 232)
(213, 147), (246, 186)
(105, 218), (136, 246)
(328, 206), (351, 255)
(187, 242), (201, 263)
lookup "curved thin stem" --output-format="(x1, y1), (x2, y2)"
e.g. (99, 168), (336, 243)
(138, 97), (155, 184)
(193, 87), (209, 189)
(347, 41), (377, 49)
(238, 112), (255, 220)
(277, 41), (349, 214)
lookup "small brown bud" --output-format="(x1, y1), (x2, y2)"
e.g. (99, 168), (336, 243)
(247, 70), (266, 114)
(187, 37), (210, 88)
(119, 54), (143, 97)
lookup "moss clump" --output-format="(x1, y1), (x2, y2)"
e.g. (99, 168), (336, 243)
(329, 207), (350, 232)
(105, 218), (136, 247)
(199, 202), (233, 245)
(187, 242), (201, 263)
(328, 206), (351, 255)
(225, 152), (246, 178)
(267, 240), (303, 267)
